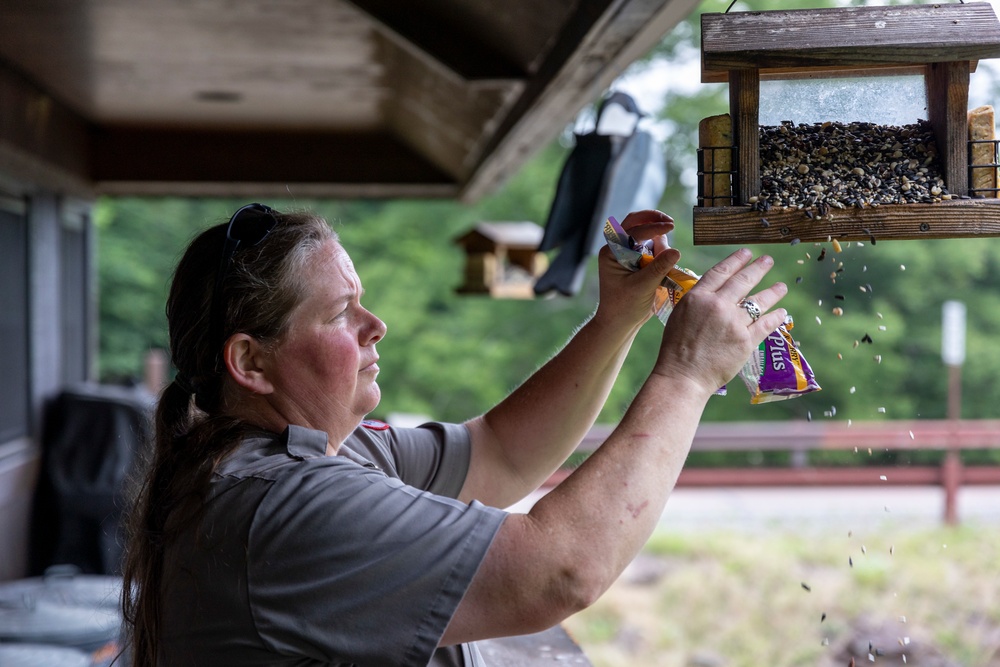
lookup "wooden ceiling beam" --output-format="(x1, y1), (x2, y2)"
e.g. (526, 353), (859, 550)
(344, 0), (526, 84)
(0, 58), (92, 195)
(90, 126), (459, 198)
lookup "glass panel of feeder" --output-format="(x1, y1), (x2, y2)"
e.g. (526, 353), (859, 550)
(759, 75), (926, 126)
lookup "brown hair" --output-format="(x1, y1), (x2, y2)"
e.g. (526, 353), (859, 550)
(120, 208), (336, 666)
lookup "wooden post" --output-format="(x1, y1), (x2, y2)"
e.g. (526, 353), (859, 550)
(729, 68), (760, 205)
(926, 61), (971, 198)
(943, 363), (963, 524)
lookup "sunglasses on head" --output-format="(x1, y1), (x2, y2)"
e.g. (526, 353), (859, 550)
(209, 203), (278, 365)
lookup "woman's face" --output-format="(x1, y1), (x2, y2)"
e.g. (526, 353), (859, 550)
(262, 239), (387, 443)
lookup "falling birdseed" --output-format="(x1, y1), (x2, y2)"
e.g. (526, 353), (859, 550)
(796, 276), (803, 283)
(832, 307), (843, 316)
(880, 475), (887, 481)
(801, 582), (811, 591)
(818, 299), (823, 306)
(797, 259), (805, 264)
(878, 407), (886, 413)
(817, 248), (827, 261)
(861, 333), (873, 343)
(816, 316), (822, 325)
(900, 264), (906, 271)
(877, 312), (884, 319)
(878, 325), (887, 331)
(909, 431), (915, 440)
(832, 239), (842, 253)
(891, 545), (895, 555)
(849, 556), (854, 567)
(822, 638), (830, 646)
(835, 294), (845, 300)
(850, 386), (856, 393)
(860, 285), (868, 293)
(861, 545), (867, 554)
(821, 613), (827, 622)
(837, 353), (843, 360)
(790, 238), (801, 246)
(807, 411), (813, 422)
(760, 218), (770, 228)
(874, 354), (882, 363)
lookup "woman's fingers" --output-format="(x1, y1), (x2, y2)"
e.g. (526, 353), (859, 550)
(695, 249), (782, 304)
(619, 210), (674, 256)
(736, 281), (788, 326)
(690, 248), (789, 335)
(749, 307), (789, 340)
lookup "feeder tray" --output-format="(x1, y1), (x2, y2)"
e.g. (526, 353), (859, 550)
(693, 2), (1000, 245)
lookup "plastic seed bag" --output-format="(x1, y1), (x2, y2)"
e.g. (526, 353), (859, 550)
(604, 216), (820, 403)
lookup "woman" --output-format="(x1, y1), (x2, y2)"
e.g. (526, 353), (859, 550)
(122, 204), (787, 666)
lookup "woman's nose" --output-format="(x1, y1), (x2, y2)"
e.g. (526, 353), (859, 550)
(364, 310), (387, 344)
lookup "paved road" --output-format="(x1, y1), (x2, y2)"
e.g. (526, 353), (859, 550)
(508, 485), (1000, 532)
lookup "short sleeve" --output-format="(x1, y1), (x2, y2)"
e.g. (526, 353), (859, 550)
(247, 457), (506, 667)
(345, 421), (472, 498)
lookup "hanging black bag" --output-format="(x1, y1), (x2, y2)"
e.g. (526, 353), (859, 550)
(534, 91), (666, 296)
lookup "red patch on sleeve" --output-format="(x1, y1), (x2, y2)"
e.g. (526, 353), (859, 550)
(361, 419), (391, 431)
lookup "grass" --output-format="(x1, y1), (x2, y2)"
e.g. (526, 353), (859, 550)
(564, 523), (1000, 666)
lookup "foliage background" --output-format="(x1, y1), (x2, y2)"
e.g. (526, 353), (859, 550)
(96, 0), (1000, 439)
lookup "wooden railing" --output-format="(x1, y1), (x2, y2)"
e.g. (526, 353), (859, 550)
(545, 420), (1000, 523)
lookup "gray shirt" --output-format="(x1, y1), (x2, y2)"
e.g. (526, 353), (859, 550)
(160, 420), (507, 666)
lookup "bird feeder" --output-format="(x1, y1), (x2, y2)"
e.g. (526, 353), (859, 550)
(694, 2), (1000, 245)
(454, 222), (547, 298)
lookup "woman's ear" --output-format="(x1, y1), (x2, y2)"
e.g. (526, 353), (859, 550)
(223, 333), (275, 394)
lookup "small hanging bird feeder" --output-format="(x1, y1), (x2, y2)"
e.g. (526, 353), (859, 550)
(454, 221), (548, 299)
(693, 2), (1000, 245)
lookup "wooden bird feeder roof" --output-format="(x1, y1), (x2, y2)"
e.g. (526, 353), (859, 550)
(693, 2), (1000, 246)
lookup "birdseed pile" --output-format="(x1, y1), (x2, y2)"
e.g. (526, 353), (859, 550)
(751, 120), (951, 214)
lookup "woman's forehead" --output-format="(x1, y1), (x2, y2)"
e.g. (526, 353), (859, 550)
(312, 240), (361, 291)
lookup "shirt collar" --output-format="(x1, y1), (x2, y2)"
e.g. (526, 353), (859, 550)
(283, 424), (380, 470)
(284, 424), (329, 459)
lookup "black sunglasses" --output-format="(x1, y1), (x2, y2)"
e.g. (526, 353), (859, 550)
(209, 203), (278, 365)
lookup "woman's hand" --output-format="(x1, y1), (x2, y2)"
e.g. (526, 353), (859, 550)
(593, 209), (679, 331)
(654, 248), (787, 396)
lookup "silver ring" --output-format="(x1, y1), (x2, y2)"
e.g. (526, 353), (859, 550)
(739, 298), (761, 322)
